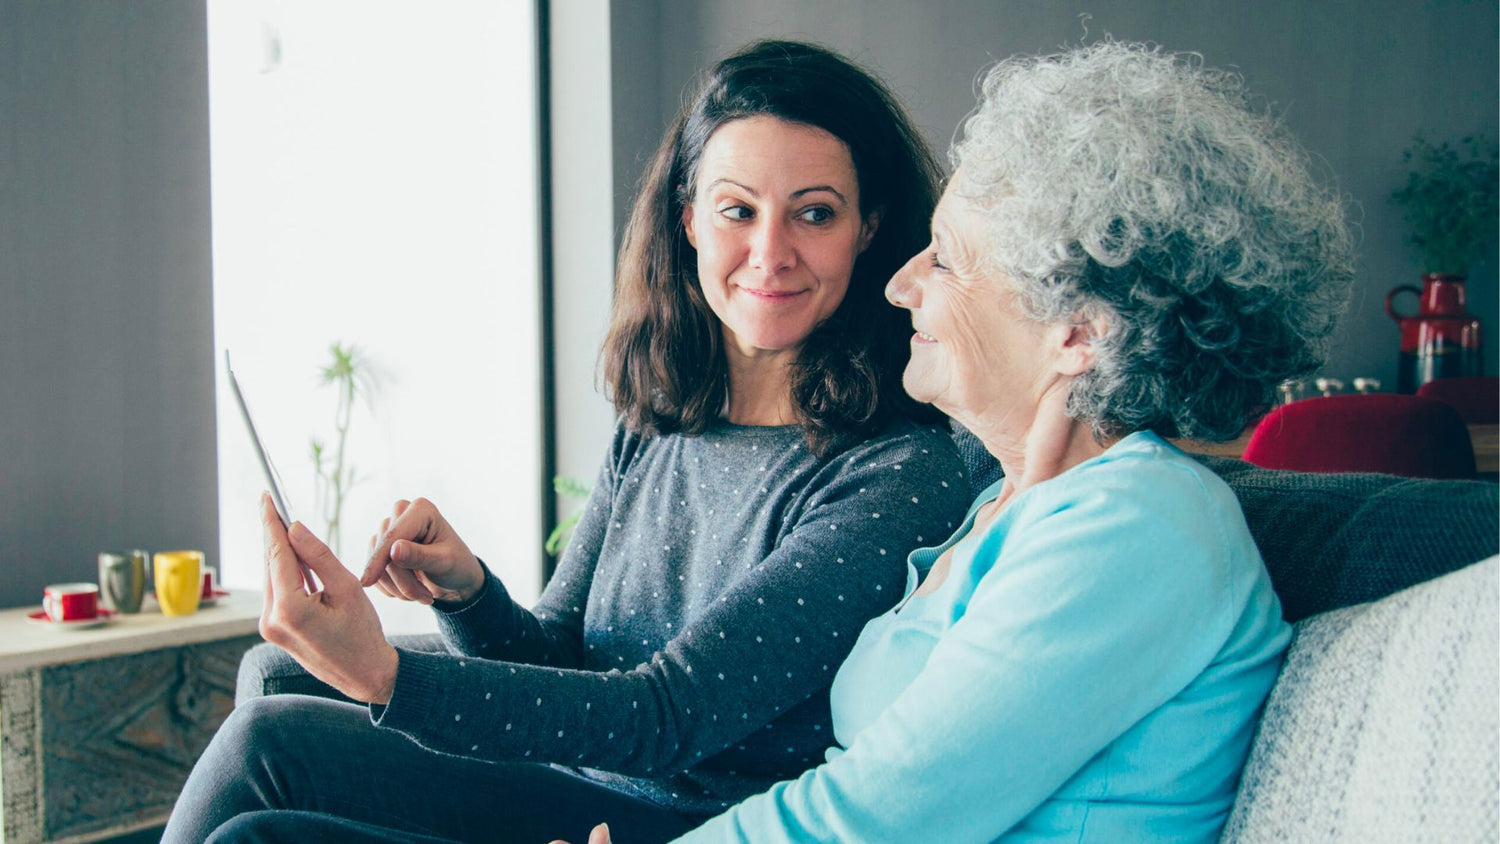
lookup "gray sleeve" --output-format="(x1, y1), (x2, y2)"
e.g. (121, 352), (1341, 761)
(428, 433), (622, 667)
(373, 427), (972, 775)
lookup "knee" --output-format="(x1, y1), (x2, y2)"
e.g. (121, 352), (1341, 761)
(236, 642), (349, 705)
(212, 696), (293, 763)
(236, 636), (446, 706)
(236, 642), (302, 705)
(203, 810), (303, 844)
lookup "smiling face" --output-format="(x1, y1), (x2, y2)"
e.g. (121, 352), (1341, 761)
(682, 116), (877, 366)
(884, 183), (1058, 430)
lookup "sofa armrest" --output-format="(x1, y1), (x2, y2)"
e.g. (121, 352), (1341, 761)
(1221, 556), (1499, 841)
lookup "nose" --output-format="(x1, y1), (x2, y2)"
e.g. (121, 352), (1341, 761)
(885, 251), (922, 309)
(749, 219), (796, 273)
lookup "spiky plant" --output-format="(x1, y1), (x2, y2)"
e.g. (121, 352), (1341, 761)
(311, 342), (374, 557)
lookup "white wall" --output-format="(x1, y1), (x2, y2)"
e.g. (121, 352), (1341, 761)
(208, 1), (544, 630)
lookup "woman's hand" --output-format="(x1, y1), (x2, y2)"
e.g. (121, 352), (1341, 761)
(547, 822), (612, 844)
(360, 498), (485, 605)
(258, 494), (399, 704)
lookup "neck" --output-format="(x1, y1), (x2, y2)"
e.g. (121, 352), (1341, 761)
(723, 349), (797, 426)
(962, 385), (1114, 499)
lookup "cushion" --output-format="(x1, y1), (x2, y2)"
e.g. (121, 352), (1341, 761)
(1220, 556), (1499, 842)
(1197, 455), (1498, 622)
(951, 423), (1500, 623)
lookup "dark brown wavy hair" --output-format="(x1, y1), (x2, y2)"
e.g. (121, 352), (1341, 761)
(600, 40), (945, 456)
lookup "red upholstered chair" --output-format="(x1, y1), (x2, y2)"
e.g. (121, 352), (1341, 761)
(1242, 394), (1476, 479)
(1416, 376), (1500, 424)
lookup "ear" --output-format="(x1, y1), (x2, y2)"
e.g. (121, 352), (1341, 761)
(856, 208), (882, 254)
(681, 201), (698, 249)
(1053, 310), (1108, 377)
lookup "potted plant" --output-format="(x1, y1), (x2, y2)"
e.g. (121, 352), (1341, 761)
(1385, 135), (1497, 392)
(1390, 134), (1498, 276)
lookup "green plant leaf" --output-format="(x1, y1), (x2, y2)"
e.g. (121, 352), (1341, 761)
(1390, 134), (1499, 274)
(545, 475), (593, 555)
(553, 476), (592, 500)
(545, 511), (583, 556)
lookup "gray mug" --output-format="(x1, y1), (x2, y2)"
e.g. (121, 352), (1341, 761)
(98, 550), (148, 613)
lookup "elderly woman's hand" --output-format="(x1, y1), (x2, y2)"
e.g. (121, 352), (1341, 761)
(258, 493), (399, 704)
(546, 823), (612, 844)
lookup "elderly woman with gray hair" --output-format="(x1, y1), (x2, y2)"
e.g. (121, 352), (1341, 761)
(564, 40), (1355, 844)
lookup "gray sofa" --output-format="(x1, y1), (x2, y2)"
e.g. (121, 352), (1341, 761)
(243, 427), (1500, 840)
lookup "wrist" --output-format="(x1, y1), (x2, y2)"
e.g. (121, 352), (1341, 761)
(367, 644), (399, 705)
(433, 559), (489, 609)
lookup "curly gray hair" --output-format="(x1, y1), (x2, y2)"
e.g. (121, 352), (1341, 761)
(953, 41), (1354, 441)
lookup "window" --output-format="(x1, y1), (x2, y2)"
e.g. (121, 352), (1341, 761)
(207, 0), (542, 632)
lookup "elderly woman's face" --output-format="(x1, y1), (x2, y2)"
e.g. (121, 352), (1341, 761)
(885, 184), (1055, 424)
(682, 116), (877, 364)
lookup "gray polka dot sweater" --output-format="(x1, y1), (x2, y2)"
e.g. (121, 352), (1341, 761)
(373, 419), (971, 816)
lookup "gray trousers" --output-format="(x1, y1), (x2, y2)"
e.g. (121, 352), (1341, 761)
(162, 638), (694, 844)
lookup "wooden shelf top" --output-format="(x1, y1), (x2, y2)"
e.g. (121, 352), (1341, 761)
(0, 590), (263, 674)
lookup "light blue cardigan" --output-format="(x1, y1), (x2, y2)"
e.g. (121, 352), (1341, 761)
(679, 431), (1291, 842)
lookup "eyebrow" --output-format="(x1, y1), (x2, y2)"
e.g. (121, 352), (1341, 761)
(707, 178), (849, 206)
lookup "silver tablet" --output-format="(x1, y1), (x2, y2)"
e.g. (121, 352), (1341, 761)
(224, 350), (294, 527)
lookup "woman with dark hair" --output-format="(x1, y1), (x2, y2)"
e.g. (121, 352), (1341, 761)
(161, 40), (969, 844)
(604, 40), (943, 452)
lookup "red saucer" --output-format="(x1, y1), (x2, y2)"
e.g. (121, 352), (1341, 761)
(26, 607), (117, 630)
(200, 588), (231, 607)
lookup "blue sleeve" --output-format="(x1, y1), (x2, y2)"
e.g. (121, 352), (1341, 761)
(678, 459), (1248, 842)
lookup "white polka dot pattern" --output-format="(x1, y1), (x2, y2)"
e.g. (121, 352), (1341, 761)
(390, 419), (971, 816)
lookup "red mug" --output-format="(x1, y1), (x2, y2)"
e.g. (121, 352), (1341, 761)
(201, 567), (219, 599)
(44, 583), (100, 622)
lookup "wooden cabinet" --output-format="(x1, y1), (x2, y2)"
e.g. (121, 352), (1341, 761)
(0, 593), (262, 843)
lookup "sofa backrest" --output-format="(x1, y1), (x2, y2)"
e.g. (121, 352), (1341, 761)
(950, 424), (1500, 622)
(1220, 556), (1499, 842)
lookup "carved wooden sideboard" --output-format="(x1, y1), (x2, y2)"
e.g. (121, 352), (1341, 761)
(0, 592), (262, 843)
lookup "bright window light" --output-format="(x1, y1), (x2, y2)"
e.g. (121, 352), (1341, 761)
(207, 0), (541, 633)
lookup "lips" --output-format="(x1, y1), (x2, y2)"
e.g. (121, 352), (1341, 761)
(740, 287), (806, 301)
(912, 330), (937, 344)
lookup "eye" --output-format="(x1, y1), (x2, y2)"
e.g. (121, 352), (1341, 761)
(717, 205), (753, 221)
(929, 250), (949, 272)
(797, 206), (834, 225)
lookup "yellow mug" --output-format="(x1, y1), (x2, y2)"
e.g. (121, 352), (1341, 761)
(153, 550), (204, 616)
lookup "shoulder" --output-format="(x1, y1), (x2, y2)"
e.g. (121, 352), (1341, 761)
(606, 421), (683, 473)
(799, 420), (972, 521)
(1075, 434), (1243, 528)
(991, 433), (1259, 598)
(826, 419), (967, 479)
